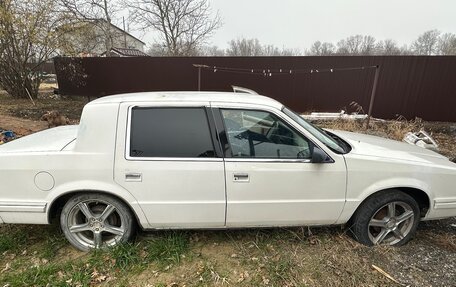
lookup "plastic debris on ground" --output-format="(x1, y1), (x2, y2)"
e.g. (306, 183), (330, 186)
(0, 129), (16, 145)
(301, 110), (368, 121)
(403, 130), (439, 151)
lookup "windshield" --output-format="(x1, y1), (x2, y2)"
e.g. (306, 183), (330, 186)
(282, 107), (346, 154)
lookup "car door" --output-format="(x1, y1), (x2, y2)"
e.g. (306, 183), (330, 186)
(114, 102), (226, 229)
(212, 104), (347, 227)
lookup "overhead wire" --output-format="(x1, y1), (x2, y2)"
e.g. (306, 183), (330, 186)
(193, 64), (378, 77)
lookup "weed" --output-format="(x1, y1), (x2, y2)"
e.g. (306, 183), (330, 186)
(68, 269), (92, 286)
(87, 248), (104, 263)
(108, 242), (142, 271)
(269, 258), (293, 282)
(193, 262), (230, 286)
(40, 234), (67, 260)
(0, 226), (28, 253)
(2, 263), (70, 286)
(145, 231), (190, 268)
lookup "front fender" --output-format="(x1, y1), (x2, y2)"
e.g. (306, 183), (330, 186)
(336, 177), (433, 224)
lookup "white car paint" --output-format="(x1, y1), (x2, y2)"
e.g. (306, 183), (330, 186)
(331, 130), (456, 222)
(0, 91), (455, 232)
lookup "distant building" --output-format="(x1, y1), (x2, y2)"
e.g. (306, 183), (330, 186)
(101, 47), (149, 57)
(60, 19), (146, 57)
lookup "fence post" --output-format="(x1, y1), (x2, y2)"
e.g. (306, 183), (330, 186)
(366, 65), (380, 129)
(193, 64), (209, 91)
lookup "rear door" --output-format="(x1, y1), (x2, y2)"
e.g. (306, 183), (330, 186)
(114, 102), (226, 228)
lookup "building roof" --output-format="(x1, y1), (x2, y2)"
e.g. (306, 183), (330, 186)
(89, 91), (283, 109)
(102, 47), (149, 57)
(93, 19), (146, 45)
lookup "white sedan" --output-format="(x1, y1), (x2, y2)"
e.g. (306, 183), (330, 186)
(0, 92), (455, 251)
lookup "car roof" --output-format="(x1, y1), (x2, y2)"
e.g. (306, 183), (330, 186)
(88, 91), (283, 109)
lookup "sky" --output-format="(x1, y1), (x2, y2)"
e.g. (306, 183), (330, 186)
(137, 0), (456, 51)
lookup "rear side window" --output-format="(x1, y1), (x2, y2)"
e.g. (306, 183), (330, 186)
(129, 107), (215, 158)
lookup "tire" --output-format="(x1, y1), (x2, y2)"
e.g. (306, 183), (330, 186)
(60, 193), (135, 251)
(349, 190), (420, 246)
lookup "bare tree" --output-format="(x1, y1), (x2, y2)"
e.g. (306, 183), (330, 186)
(399, 44), (411, 55)
(262, 44), (282, 56)
(59, 0), (119, 54)
(227, 38), (300, 56)
(336, 35), (377, 55)
(280, 47), (301, 56)
(360, 35), (376, 55)
(438, 33), (456, 55)
(375, 39), (402, 55)
(306, 30), (456, 56)
(0, 0), (69, 99)
(411, 29), (441, 55)
(146, 43), (168, 56)
(125, 0), (221, 56)
(337, 35), (363, 55)
(226, 38), (263, 56)
(199, 45), (225, 56)
(307, 41), (336, 56)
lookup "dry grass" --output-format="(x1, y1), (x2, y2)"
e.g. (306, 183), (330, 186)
(317, 118), (456, 162)
(427, 233), (456, 252)
(317, 118), (423, 141)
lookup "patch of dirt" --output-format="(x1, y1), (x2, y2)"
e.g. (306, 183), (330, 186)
(0, 114), (47, 136)
(0, 91), (86, 121)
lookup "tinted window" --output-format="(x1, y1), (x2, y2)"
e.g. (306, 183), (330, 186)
(221, 109), (311, 159)
(130, 107), (215, 158)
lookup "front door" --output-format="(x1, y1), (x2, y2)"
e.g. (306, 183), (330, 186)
(114, 103), (226, 228)
(215, 107), (347, 227)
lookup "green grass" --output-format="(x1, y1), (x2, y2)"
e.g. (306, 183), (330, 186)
(107, 242), (142, 271)
(39, 233), (67, 260)
(265, 256), (296, 286)
(0, 231), (193, 286)
(0, 226), (28, 253)
(144, 231), (190, 268)
(1, 262), (90, 287)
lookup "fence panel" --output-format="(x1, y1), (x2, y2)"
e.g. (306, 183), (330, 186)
(54, 56), (456, 121)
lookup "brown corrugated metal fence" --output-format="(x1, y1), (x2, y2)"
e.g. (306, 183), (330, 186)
(54, 56), (456, 121)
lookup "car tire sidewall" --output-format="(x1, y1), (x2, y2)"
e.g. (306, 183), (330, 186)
(60, 193), (135, 252)
(350, 190), (421, 247)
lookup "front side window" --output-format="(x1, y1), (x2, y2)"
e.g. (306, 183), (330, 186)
(282, 107), (346, 154)
(221, 109), (311, 159)
(129, 107), (215, 158)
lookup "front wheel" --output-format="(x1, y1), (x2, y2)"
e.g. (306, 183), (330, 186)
(60, 193), (135, 251)
(350, 190), (420, 246)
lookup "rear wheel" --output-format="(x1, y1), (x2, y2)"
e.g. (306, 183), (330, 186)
(350, 190), (420, 246)
(60, 193), (135, 251)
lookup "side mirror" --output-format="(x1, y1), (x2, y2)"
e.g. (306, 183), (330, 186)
(312, 147), (328, 163)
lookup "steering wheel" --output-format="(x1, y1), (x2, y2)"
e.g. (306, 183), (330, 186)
(297, 147), (311, 159)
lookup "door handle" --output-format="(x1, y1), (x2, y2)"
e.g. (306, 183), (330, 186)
(233, 173), (249, 182)
(125, 173), (142, 182)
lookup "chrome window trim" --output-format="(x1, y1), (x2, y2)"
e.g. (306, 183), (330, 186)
(124, 102), (335, 163)
(224, 158), (312, 163)
(125, 157), (224, 162)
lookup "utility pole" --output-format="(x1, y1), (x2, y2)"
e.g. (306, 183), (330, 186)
(123, 17), (127, 49)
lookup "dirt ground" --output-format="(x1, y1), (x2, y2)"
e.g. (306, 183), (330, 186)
(0, 92), (455, 286)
